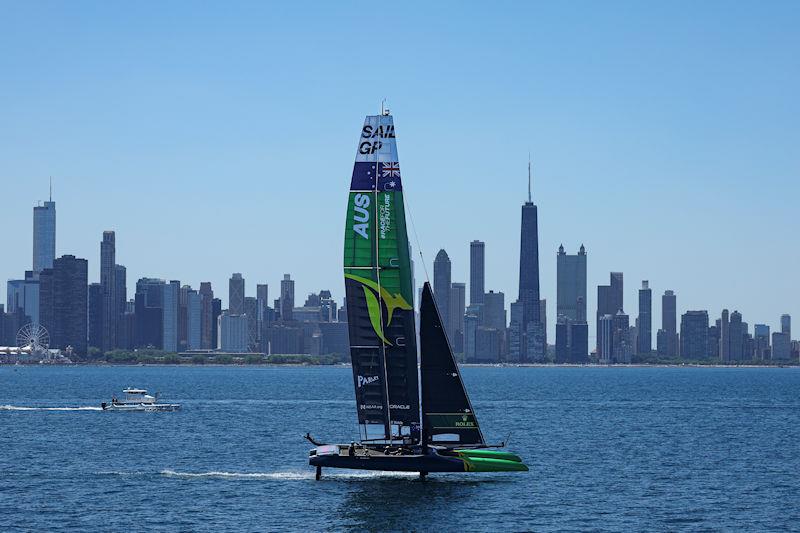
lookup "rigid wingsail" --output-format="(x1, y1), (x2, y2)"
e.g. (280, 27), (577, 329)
(307, 110), (528, 479)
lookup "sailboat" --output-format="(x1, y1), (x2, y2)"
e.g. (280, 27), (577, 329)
(307, 109), (528, 479)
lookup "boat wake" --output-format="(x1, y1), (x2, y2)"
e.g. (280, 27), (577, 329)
(0, 405), (102, 411)
(159, 469), (418, 481)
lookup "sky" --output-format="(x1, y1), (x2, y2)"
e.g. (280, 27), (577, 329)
(1, 1), (798, 341)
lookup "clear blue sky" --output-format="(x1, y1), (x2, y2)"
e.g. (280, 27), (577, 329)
(1, 1), (798, 340)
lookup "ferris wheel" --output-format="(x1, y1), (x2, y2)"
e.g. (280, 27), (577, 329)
(16, 323), (50, 352)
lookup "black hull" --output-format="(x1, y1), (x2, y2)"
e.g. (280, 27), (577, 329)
(309, 446), (465, 473)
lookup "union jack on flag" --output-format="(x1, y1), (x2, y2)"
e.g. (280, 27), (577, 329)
(382, 162), (400, 178)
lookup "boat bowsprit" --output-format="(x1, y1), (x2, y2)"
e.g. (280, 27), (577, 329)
(307, 109), (528, 479)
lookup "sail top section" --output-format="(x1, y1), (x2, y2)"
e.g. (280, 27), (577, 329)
(351, 114), (403, 192)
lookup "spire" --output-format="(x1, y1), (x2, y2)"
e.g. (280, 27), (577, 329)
(49, 176), (52, 202)
(527, 153), (532, 203)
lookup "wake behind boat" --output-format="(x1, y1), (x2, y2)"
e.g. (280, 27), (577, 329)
(308, 109), (528, 479)
(101, 388), (181, 412)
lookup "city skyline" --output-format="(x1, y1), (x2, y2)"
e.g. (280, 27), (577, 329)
(1, 182), (797, 345)
(1, 3), (798, 340)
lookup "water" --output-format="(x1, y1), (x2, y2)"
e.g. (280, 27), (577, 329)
(2, 366), (799, 531)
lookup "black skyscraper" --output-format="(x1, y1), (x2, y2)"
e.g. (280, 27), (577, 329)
(516, 160), (543, 360)
(39, 255), (88, 355)
(518, 163), (541, 332)
(134, 278), (165, 349)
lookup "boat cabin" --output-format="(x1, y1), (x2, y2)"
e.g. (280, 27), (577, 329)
(114, 388), (157, 405)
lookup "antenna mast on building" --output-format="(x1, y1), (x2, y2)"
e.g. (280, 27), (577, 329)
(527, 153), (532, 203)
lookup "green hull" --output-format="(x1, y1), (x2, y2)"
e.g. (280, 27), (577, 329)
(461, 456), (530, 472)
(455, 449), (523, 463)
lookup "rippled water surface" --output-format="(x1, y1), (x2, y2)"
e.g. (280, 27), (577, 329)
(2, 366), (799, 531)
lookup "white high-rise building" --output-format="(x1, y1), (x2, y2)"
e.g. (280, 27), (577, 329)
(218, 312), (248, 352)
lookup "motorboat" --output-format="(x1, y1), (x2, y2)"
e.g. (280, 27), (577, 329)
(101, 388), (181, 412)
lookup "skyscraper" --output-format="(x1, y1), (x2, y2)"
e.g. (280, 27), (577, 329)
(719, 309), (730, 362)
(211, 297), (222, 348)
(229, 273), (245, 316)
(134, 278), (165, 349)
(115, 264), (126, 343)
(781, 314), (791, 338)
(199, 282), (214, 349)
(38, 255), (88, 355)
(280, 274), (294, 321)
(483, 290), (506, 330)
(6, 272), (39, 326)
(518, 160), (541, 356)
(244, 296), (259, 351)
(100, 231), (117, 352)
(449, 282), (466, 352)
(637, 281), (652, 354)
(680, 310), (709, 359)
(88, 283), (103, 350)
(729, 310), (743, 361)
(556, 244), (587, 322)
(186, 289), (201, 350)
(596, 272), (623, 354)
(218, 312), (248, 352)
(162, 281), (179, 353)
(433, 249), (452, 336)
(32, 186), (56, 274)
(469, 240), (485, 305)
(754, 324), (770, 360)
(658, 290), (678, 357)
(257, 283), (269, 343)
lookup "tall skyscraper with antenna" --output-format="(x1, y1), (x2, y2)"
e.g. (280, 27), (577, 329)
(516, 158), (544, 360)
(32, 179), (56, 274)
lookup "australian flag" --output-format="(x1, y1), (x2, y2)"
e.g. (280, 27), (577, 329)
(350, 162), (403, 191)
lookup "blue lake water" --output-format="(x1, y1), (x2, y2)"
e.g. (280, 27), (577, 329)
(2, 365), (799, 532)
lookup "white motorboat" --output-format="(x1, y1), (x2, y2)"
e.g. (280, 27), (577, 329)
(101, 388), (181, 412)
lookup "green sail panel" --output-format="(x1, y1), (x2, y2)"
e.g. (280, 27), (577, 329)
(344, 113), (419, 442)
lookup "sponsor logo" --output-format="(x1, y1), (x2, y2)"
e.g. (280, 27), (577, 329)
(360, 404), (383, 410)
(455, 414), (476, 428)
(359, 141), (382, 154)
(359, 124), (395, 155)
(352, 193), (370, 239)
(344, 273), (412, 346)
(361, 124), (395, 139)
(389, 404), (411, 410)
(357, 375), (379, 388)
(378, 194), (392, 239)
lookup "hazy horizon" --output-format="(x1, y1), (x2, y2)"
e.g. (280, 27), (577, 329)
(1, 2), (798, 340)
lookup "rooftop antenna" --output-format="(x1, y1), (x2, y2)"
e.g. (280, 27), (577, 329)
(49, 176), (52, 202)
(381, 98), (390, 116)
(527, 153), (532, 203)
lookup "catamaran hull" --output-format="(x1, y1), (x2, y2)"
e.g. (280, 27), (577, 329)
(309, 445), (528, 474)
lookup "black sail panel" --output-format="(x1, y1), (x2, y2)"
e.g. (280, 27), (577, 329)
(420, 282), (485, 446)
